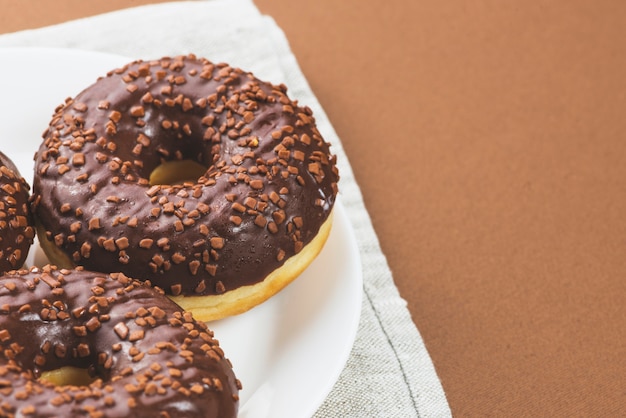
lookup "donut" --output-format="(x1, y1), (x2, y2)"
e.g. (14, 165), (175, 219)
(32, 54), (339, 321)
(0, 151), (35, 273)
(0, 265), (241, 417)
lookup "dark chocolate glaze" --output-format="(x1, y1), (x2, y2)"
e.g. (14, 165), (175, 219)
(32, 54), (339, 296)
(0, 266), (240, 417)
(0, 151), (35, 273)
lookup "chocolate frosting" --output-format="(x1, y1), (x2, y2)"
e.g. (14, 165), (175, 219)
(0, 266), (240, 417)
(32, 54), (339, 297)
(0, 151), (34, 273)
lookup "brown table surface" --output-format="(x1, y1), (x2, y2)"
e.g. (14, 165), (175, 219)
(1, 0), (624, 416)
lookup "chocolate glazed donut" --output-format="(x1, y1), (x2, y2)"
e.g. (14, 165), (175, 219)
(0, 265), (240, 417)
(0, 151), (35, 273)
(32, 54), (339, 320)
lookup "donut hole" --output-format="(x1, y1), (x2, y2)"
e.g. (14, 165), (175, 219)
(39, 366), (97, 387)
(149, 159), (209, 186)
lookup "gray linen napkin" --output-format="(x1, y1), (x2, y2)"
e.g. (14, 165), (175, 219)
(0, 1), (451, 416)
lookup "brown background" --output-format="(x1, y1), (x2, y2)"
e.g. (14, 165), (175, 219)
(1, 0), (624, 416)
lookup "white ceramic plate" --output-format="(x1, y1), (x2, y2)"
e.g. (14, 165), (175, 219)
(0, 47), (362, 418)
